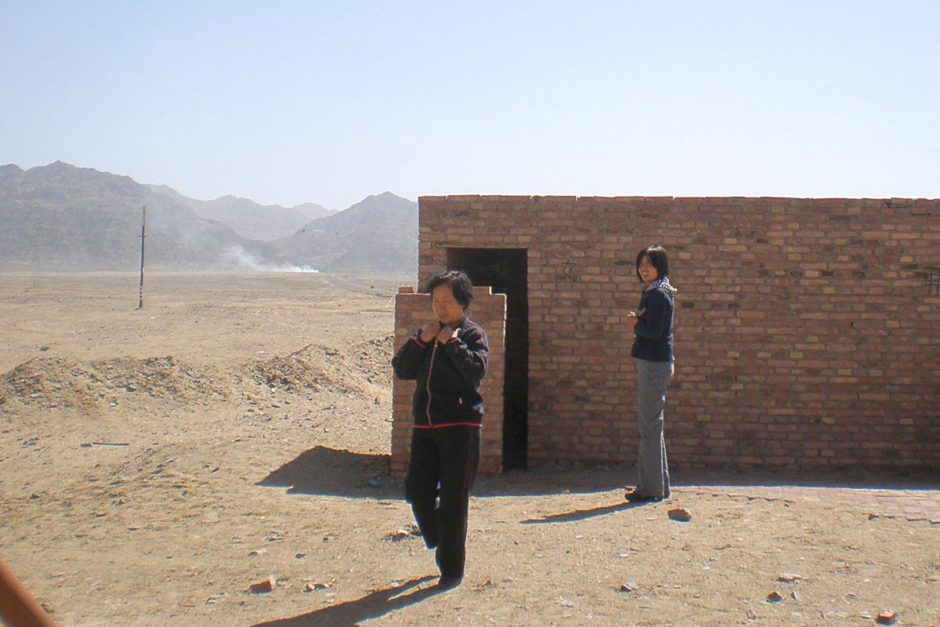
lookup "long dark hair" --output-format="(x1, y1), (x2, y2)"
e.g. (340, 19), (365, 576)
(635, 245), (669, 282)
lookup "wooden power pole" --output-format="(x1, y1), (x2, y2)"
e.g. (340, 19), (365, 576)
(137, 205), (146, 309)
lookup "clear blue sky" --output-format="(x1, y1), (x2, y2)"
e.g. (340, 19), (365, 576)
(2, 1), (938, 210)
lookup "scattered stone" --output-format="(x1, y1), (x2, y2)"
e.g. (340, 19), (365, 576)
(384, 529), (412, 541)
(304, 578), (334, 592)
(383, 524), (420, 542)
(876, 610), (898, 625)
(295, 553), (307, 559)
(619, 580), (639, 593)
(249, 576), (276, 594)
(248, 549), (267, 557)
(668, 508), (692, 522)
(766, 591), (783, 603)
(777, 573), (802, 583)
(790, 590), (801, 601)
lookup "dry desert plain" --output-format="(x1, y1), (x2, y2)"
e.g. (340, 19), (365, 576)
(1, 272), (938, 626)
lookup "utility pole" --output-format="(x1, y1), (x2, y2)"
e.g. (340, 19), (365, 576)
(137, 205), (146, 309)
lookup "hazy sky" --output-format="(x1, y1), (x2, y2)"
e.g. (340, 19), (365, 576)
(2, 1), (938, 210)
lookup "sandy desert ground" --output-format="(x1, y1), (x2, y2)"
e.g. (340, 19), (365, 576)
(1, 272), (938, 626)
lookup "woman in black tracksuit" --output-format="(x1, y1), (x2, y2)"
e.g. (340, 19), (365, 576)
(391, 270), (489, 589)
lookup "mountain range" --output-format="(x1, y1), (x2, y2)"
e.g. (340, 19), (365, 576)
(147, 185), (334, 241)
(0, 162), (417, 275)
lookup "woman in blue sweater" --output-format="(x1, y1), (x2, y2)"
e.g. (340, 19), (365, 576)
(624, 245), (676, 503)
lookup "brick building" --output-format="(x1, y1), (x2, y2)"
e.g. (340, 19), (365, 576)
(391, 195), (940, 476)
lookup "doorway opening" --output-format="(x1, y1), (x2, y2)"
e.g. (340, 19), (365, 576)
(446, 248), (528, 470)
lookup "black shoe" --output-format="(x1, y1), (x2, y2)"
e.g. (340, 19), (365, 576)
(437, 576), (462, 590)
(624, 489), (661, 503)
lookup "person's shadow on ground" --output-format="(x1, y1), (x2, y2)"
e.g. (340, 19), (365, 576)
(520, 500), (649, 524)
(252, 575), (441, 626)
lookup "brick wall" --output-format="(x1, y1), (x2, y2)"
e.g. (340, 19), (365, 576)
(405, 195), (940, 472)
(391, 286), (506, 477)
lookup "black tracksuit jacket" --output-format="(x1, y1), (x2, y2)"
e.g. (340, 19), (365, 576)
(391, 317), (489, 427)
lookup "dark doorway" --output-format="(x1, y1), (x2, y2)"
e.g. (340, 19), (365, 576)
(446, 248), (528, 470)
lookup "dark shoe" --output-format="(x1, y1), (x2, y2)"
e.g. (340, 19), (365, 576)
(437, 576), (462, 590)
(624, 488), (661, 503)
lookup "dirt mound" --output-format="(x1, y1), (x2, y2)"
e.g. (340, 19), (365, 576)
(0, 355), (228, 410)
(247, 345), (339, 393)
(0, 337), (395, 410)
(350, 334), (394, 384)
(1, 356), (100, 410)
(92, 356), (230, 401)
(248, 338), (393, 395)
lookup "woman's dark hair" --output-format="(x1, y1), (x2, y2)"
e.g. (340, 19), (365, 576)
(425, 270), (474, 308)
(635, 245), (669, 281)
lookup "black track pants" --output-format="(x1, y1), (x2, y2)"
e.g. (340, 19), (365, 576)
(404, 426), (480, 580)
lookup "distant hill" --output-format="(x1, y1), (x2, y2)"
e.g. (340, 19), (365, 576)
(0, 162), (417, 275)
(0, 162), (271, 270)
(265, 192), (418, 274)
(148, 186), (335, 241)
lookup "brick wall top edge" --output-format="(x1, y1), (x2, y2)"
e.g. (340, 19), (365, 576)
(398, 286), (417, 294)
(419, 194), (940, 203)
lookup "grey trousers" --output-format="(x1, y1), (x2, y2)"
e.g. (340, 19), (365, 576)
(634, 358), (674, 498)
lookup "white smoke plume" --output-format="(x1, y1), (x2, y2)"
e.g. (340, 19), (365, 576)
(222, 246), (319, 273)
